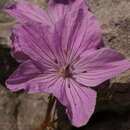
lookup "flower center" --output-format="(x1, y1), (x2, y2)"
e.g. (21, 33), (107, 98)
(59, 65), (72, 78)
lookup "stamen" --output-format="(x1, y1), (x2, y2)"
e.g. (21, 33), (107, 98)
(66, 64), (70, 71)
(59, 64), (72, 78)
(64, 50), (68, 55)
(54, 59), (58, 64)
(82, 71), (87, 73)
(76, 55), (80, 61)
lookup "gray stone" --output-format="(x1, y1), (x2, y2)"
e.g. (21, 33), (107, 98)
(0, 85), (17, 130)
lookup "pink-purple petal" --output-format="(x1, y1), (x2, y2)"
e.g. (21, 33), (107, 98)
(5, 0), (104, 65)
(25, 74), (61, 94)
(47, 6), (104, 64)
(38, 77), (97, 127)
(74, 48), (130, 87)
(67, 9), (103, 62)
(6, 60), (42, 92)
(6, 60), (62, 94)
(48, 0), (87, 18)
(49, 4), (103, 63)
(4, 0), (52, 25)
(10, 29), (29, 62)
(11, 23), (59, 69)
(64, 79), (96, 127)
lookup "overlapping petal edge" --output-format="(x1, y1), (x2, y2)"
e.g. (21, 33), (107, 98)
(5, 0), (104, 62)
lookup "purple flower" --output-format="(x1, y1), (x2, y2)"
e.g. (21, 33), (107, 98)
(5, 0), (130, 127)
(5, 0), (104, 62)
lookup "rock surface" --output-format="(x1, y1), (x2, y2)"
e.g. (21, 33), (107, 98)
(0, 0), (130, 130)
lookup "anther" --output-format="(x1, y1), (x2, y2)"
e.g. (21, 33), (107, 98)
(54, 59), (58, 64)
(76, 55), (80, 61)
(64, 50), (68, 55)
(82, 71), (87, 73)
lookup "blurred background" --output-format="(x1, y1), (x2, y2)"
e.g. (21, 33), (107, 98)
(0, 0), (130, 130)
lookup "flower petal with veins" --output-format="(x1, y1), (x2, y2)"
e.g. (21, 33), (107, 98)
(5, 0), (130, 128)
